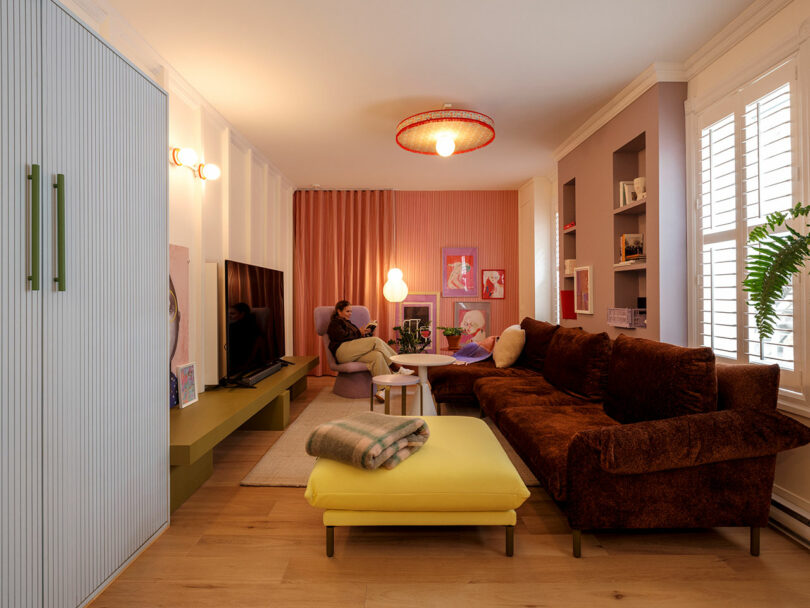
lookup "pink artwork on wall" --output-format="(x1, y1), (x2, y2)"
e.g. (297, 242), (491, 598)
(482, 269), (505, 299)
(169, 244), (190, 408)
(442, 247), (477, 297)
(454, 302), (490, 345)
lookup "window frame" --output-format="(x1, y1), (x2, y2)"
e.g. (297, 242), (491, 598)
(689, 59), (804, 394)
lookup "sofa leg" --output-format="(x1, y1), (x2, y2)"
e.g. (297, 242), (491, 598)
(572, 530), (581, 558)
(326, 526), (334, 557)
(750, 526), (760, 557)
(505, 525), (514, 556)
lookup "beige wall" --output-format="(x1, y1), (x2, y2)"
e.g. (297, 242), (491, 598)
(519, 177), (556, 322)
(63, 0), (296, 390)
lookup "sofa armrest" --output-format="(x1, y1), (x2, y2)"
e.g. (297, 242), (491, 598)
(573, 409), (810, 475)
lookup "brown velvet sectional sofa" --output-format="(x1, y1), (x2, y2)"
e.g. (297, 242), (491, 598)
(428, 318), (810, 556)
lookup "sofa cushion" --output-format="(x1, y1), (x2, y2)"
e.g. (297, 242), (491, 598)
(497, 405), (619, 501)
(604, 335), (717, 424)
(427, 360), (538, 406)
(514, 318), (559, 372)
(475, 377), (591, 422)
(493, 327), (526, 368)
(542, 327), (612, 401)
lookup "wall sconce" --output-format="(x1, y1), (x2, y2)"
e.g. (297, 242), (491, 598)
(383, 268), (408, 302)
(170, 147), (221, 181)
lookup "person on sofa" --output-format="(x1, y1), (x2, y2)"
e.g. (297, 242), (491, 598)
(327, 300), (413, 400)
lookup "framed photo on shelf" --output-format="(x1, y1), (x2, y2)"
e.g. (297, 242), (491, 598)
(177, 362), (198, 408)
(481, 269), (505, 299)
(442, 247), (478, 297)
(396, 292), (439, 354)
(573, 266), (593, 314)
(619, 180), (636, 207)
(454, 301), (491, 345)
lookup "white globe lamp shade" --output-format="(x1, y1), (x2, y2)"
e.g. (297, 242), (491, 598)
(383, 268), (408, 302)
(172, 147), (198, 167)
(198, 163), (221, 180)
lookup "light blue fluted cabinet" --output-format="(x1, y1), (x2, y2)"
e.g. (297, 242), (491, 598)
(1, 2), (168, 607)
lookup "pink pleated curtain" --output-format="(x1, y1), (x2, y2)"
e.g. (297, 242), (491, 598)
(293, 190), (396, 376)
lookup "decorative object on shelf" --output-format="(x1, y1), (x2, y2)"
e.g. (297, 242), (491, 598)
(620, 233), (645, 261)
(564, 259), (576, 275)
(573, 266), (593, 314)
(177, 362), (198, 408)
(482, 269), (505, 299)
(619, 181), (636, 207)
(388, 319), (431, 354)
(437, 326), (463, 350)
(633, 176), (647, 201)
(383, 267), (409, 302)
(607, 308), (647, 329)
(396, 292), (439, 354)
(442, 247), (478, 297)
(169, 245), (190, 409)
(454, 302), (491, 345)
(170, 146), (221, 181)
(563, 221), (576, 230)
(396, 104), (495, 157)
(560, 290), (576, 320)
(744, 202), (810, 341)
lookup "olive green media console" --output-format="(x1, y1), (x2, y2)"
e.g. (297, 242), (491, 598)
(169, 355), (318, 511)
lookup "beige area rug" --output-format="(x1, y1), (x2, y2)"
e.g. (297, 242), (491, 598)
(241, 387), (539, 487)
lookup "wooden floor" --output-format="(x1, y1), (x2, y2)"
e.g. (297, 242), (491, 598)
(92, 377), (810, 607)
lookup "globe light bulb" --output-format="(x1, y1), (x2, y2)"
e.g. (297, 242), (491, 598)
(383, 267), (408, 302)
(435, 134), (455, 157)
(198, 163), (221, 181)
(172, 147), (198, 167)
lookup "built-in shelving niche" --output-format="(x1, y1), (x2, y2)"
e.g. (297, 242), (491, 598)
(612, 133), (647, 314)
(562, 178), (577, 288)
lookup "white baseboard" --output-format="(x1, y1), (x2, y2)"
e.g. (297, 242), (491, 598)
(770, 496), (810, 549)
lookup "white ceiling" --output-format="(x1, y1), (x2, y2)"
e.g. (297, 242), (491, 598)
(107, 0), (754, 190)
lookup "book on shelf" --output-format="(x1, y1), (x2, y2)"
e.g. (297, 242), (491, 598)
(615, 258), (646, 266)
(563, 221), (576, 230)
(620, 233), (644, 261)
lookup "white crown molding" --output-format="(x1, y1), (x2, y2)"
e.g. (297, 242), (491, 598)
(683, 0), (793, 79)
(552, 62), (685, 162)
(553, 0), (794, 163)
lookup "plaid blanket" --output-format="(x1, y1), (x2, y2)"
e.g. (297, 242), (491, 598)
(305, 412), (430, 470)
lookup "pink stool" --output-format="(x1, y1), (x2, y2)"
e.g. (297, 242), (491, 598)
(371, 374), (423, 415)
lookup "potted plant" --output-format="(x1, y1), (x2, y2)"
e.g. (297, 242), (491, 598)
(744, 202), (810, 346)
(388, 321), (432, 354)
(437, 326), (463, 350)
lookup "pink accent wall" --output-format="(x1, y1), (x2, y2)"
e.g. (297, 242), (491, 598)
(395, 191), (520, 344)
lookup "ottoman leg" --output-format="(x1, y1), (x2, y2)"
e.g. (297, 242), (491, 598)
(326, 526), (334, 557)
(750, 526), (760, 556)
(505, 525), (514, 557)
(572, 529), (581, 558)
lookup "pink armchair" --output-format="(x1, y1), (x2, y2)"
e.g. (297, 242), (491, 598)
(314, 305), (373, 398)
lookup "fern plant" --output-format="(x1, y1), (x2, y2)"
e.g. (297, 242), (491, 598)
(743, 202), (810, 341)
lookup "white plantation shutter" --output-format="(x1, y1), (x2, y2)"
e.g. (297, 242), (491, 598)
(696, 61), (798, 379)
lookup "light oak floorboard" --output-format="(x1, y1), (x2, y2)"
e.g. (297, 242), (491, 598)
(91, 376), (810, 607)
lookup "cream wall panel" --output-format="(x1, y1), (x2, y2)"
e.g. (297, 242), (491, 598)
(0, 1), (43, 606)
(250, 156), (268, 266)
(228, 139), (250, 263)
(40, 2), (167, 606)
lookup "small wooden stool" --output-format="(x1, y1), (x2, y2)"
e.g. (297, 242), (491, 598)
(370, 374), (422, 415)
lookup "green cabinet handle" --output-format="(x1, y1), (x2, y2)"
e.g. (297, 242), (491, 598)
(27, 164), (41, 291)
(54, 174), (65, 292)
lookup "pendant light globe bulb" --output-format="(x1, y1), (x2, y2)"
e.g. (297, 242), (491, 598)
(435, 134), (455, 157)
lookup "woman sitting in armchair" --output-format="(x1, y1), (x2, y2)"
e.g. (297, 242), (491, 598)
(327, 300), (413, 401)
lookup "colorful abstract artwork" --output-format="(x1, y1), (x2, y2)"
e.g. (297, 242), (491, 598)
(442, 247), (478, 297)
(482, 269), (505, 299)
(454, 301), (491, 345)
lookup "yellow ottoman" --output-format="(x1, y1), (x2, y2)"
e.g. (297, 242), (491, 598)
(304, 415), (530, 556)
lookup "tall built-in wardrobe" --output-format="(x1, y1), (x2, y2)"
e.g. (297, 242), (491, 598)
(1, 1), (168, 606)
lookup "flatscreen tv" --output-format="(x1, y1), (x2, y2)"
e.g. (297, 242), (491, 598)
(224, 260), (285, 385)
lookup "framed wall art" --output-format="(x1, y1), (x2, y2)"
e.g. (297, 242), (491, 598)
(442, 247), (478, 297)
(396, 292), (439, 354)
(177, 362), (198, 408)
(454, 301), (491, 345)
(481, 269), (505, 299)
(574, 266), (593, 314)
